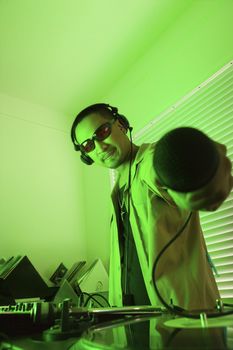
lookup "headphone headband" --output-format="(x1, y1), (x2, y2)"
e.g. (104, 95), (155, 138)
(71, 103), (131, 165)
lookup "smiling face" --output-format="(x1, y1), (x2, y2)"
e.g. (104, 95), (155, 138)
(75, 112), (132, 169)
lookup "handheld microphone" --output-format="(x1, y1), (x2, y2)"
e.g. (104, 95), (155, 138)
(153, 127), (220, 192)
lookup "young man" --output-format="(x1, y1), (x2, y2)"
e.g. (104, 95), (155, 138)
(71, 103), (233, 311)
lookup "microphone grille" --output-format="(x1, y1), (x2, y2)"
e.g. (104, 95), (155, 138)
(153, 127), (219, 192)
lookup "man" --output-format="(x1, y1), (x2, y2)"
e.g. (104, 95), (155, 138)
(71, 103), (233, 311)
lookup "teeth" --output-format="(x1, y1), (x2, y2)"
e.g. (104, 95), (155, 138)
(103, 150), (114, 161)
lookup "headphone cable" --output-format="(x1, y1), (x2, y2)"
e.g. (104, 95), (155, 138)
(123, 128), (133, 301)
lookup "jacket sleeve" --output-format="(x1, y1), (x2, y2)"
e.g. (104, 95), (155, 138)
(139, 143), (178, 207)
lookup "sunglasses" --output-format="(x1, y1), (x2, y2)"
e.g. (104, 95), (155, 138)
(80, 119), (116, 153)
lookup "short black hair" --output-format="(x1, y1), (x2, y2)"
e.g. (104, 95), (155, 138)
(72, 103), (115, 130)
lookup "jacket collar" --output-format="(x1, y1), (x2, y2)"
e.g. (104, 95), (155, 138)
(111, 143), (151, 198)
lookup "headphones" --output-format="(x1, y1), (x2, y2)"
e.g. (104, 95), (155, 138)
(71, 103), (131, 165)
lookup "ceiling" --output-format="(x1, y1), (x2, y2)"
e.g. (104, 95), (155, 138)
(0, 0), (193, 119)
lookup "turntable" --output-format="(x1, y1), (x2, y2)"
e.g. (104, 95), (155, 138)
(0, 302), (233, 349)
(70, 309), (233, 350)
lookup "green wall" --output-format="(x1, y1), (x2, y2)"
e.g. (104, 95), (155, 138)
(0, 93), (87, 279)
(103, 0), (233, 132)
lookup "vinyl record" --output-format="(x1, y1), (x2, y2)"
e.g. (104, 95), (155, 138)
(164, 315), (233, 328)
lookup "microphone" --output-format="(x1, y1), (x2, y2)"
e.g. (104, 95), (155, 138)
(153, 127), (220, 192)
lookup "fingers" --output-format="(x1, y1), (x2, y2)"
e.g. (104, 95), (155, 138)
(215, 142), (227, 156)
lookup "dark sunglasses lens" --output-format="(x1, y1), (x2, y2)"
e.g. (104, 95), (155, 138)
(81, 139), (95, 153)
(95, 123), (111, 141)
(80, 122), (112, 153)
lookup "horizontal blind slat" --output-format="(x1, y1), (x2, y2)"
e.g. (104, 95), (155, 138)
(132, 61), (233, 300)
(206, 233), (233, 246)
(216, 273), (233, 282)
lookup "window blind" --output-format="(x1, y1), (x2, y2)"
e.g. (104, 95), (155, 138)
(132, 60), (233, 300)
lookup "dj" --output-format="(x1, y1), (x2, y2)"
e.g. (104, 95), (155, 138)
(71, 103), (233, 311)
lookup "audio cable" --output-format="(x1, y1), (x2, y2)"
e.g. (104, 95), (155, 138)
(78, 292), (110, 308)
(152, 212), (233, 318)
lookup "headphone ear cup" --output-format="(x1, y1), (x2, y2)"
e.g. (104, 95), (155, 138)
(73, 144), (80, 151)
(80, 153), (94, 165)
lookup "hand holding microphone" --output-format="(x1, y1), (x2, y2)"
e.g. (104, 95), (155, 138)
(153, 127), (233, 211)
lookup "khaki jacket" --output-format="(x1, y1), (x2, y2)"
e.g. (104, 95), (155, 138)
(109, 143), (220, 311)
